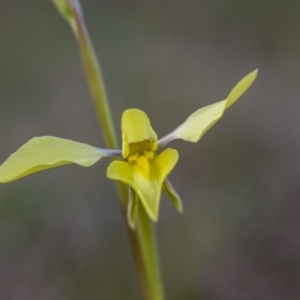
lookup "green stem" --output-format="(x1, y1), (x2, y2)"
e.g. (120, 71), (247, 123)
(137, 205), (165, 300)
(63, 1), (165, 299)
(70, 1), (117, 149)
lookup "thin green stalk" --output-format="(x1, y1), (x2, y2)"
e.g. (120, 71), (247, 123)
(137, 205), (165, 300)
(53, 1), (165, 299)
(69, 1), (117, 150)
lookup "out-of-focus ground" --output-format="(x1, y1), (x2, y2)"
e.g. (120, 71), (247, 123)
(0, 1), (300, 299)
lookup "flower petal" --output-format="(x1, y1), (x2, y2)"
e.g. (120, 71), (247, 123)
(225, 69), (258, 109)
(127, 187), (138, 230)
(107, 148), (179, 221)
(122, 109), (158, 158)
(158, 70), (258, 146)
(0, 136), (112, 183)
(163, 179), (183, 213)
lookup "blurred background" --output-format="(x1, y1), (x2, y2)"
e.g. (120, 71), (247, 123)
(0, 1), (300, 299)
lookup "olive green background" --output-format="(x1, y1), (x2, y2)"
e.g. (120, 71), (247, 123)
(0, 1), (300, 299)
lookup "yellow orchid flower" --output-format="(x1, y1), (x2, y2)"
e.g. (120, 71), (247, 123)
(0, 70), (257, 226)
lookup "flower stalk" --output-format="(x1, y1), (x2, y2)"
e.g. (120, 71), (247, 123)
(68, 0), (117, 150)
(137, 205), (165, 300)
(53, 0), (166, 299)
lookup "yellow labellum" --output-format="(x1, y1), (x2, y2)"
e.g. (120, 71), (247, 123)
(107, 148), (178, 221)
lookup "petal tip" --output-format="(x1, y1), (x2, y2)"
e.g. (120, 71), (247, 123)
(143, 204), (159, 222)
(249, 68), (259, 79)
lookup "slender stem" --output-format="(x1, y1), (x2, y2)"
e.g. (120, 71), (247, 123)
(137, 205), (165, 300)
(66, 1), (165, 299)
(70, 1), (117, 149)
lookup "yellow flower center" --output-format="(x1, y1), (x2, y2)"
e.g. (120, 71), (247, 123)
(128, 150), (155, 178)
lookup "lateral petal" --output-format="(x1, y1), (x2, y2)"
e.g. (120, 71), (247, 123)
(0, 136), (111, 183)
(163, 179), (183, 213)
(127, 187), (138, 230)
(158, 70), (258, 146)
